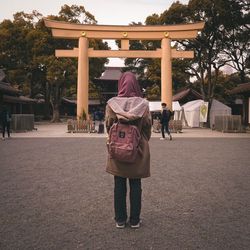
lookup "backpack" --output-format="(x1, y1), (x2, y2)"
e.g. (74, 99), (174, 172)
(108, 120), (141, 163)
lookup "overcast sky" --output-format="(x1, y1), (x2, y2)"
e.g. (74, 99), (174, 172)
(1, 0), (189, 66)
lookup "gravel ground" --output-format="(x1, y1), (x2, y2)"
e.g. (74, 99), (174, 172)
(0, 137), (250, 250)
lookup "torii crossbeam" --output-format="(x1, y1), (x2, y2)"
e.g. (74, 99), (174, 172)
(44, 19), (204, 118)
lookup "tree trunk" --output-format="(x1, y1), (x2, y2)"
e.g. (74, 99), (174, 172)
(240, 70), (246, 83)
(50, 83), (61, 123)
(51, 103), (61, 123)
(205, 99), (213, 128)
(43, 81), (51, 120)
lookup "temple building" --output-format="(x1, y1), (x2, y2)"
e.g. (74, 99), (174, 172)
(228, 82), (250, 127)
(93, 66), (123, 104)
(172, 88), (202, 105)
(0, 70), (36, 114)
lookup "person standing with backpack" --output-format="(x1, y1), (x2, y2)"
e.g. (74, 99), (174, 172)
(105, 72), (152, 229)
(160, 102), (172, 140)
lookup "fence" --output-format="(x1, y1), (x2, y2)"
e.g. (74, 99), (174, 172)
(11, 114), (35, 132)
(67, 119), (99, 133)
(152, 119), (182, 133)
(214, 115), (243, 133)
(169, 120), (183, 133)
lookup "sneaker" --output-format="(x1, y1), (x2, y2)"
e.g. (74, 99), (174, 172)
(116, 222), (126, 229)
(160, 137), (166, 140)
(130, 221), (141, 229)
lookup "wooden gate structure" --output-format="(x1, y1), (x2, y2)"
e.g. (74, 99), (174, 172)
(44, 19), (204, 118)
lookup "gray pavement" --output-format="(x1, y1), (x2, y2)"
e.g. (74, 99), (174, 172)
(0, 127), (250, 249)
(8, 121), (250, 138)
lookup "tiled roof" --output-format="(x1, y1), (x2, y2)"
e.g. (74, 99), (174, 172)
(173, 88), (202, 101)
(0, 69), (5, 82)
(98, 67), (122, 81)
(0, 82), (19, 95)
(62, 97), (100, 105)
(228, 83), (250, 95)
(3, 95), (36, 104)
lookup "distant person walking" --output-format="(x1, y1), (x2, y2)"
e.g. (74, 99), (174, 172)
(1, 106), (11, 140)
(105, 72), (152, 229)
(160, 102), (172, 140)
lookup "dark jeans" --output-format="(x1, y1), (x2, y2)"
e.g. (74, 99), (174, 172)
(161, 122), (170, 138)
(2, 122), (10, 138)
(114, 176), (141, 225)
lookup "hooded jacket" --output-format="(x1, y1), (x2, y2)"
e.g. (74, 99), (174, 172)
(105, 96), (152, 178)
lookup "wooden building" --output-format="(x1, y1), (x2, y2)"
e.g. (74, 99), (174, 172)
(93, 67), (123, 103)
(228, 82), (250, 126)
(173, 88), (203, 105)
(0, 70), (36, 114)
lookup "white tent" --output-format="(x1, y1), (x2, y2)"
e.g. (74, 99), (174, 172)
(182, 99), (231, 128)
(149, 101), (181, 112)
(182, 100), (204, 127)
(149, 101), (182, 121)
(209, 99), (231, 128)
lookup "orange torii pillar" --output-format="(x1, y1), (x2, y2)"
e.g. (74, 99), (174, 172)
(77, 37), (89, 117)
(161, 37), (172, 108)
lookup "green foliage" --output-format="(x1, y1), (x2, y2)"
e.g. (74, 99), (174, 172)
(172, 59), (193, 92)
(145, 14), (160, 25)
(145, 84), (161, 100)
(89, 82), (101, 100)
(0, 4), (108, 121)
(81, 109), (87, 120)
(58, 4), (97, 24)
(160, 1), (190, 24)
(143, 0), (249, 103)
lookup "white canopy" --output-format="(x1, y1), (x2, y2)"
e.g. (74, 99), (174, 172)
(182, 100), (204, 127)
(149, 101), (181, 112)
(182, 99), (231, 127)
(209, 99), (231, 128)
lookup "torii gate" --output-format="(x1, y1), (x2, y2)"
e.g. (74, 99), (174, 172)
(44, 19), (204, 118)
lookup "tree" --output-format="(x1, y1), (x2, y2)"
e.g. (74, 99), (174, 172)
(0, 4), (108, 122)
(145, 84), (160, 100)
(222, 0), (250, 83)
(121, 18), (192, 96)
(45, 56), (77, 122)
(41, 5), (108, 122)
(184, 0), (249, 99)
(156, 0), (249, 126)
(0, 12), (36, 92)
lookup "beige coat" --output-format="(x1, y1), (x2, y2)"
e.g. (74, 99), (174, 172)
(105, 102), (152, 179)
